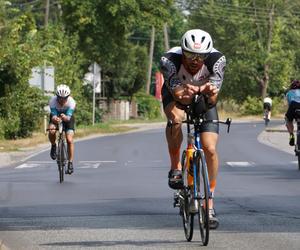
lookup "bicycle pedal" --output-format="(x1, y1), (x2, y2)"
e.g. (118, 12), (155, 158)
(173, 197), (180, 207)
(173, 192), (181, 207)
(189, 200), (198, 213)
(65, 169), (71, 174)
(173, 201), (180, 208)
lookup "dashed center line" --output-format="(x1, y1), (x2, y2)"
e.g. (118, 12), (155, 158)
(79, 160), (117, 163)
(15, 160), (117, 170)
(16, 163), (42, 169)
(226, 161), (255, 167)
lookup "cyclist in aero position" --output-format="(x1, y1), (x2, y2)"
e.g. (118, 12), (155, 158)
(160, 29), (226, 229)
(285, 79), (300, 146)
(48, 84), (76, 174)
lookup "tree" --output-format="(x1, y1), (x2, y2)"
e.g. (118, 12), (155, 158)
(187, 0), (300, 102)
(60, 0), (174, 98)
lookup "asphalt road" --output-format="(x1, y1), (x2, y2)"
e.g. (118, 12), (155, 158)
(0, 120), (300, 250)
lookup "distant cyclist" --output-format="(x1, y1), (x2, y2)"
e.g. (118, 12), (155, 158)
(263, 96), (272, 122)
(160, 29), (226, 229)
(285, 79), (300, 146)
(48, 84), (76, 174)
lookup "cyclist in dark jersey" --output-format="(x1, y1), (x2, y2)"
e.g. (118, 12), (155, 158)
(285, 79), (300, 146)
(160, 29), (226, 229)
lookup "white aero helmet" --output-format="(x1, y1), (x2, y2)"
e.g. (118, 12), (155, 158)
(56, 84), (71, 98)
(181, 29), (213, 54)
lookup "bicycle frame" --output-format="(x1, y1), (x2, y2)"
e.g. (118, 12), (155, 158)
(47, 117), (69, 182)
(57, 121), (68, 183)
(263, 109), (270, 126)
(176, 111), (231, 245)
(295, 109), (300, 170)
(186, 115), (211, 200)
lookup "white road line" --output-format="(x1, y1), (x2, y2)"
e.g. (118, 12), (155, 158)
(78, 163), (101, 169)
(27, 161), (54, 164)
(16, 163), (41, 169)
(226, 161), (255, 167)
(15, 161), (55, 169)
(79, 161), (117, 163)
(15, 160), (115, 170)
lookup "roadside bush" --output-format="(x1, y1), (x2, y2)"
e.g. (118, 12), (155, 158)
(17, 87), (48, 137)
(0, 85), (47, 139)
(0, 118), (5, 139)
(3, 110), (20, 139)
(240, 95), (287, 117)
(240, 96), (262, 115)
(217, 99), (241, 114)
(133, 92), (162, 119)
(271, 96), (287, 116)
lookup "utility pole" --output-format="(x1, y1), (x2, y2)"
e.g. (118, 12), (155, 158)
(92, 63), (96, 125)
(44, 0), (50, 28)
(163, 23), (170, 51)
(146, 26), (155, 94)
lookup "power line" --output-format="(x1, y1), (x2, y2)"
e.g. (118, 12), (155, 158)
(187, 2), (300, 24)
(189, 1), (300, 16)
(11, 0), (42, 7)
(190, 6), (299, 26)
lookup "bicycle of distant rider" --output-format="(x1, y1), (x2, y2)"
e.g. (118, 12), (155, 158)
(263, 109), (270, 126)
(294, 109), (300, 170)
(173, 108), (231, 246)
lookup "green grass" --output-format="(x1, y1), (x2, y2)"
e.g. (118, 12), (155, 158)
(0, 111), (284, 153)
(0, 118), (166, 153)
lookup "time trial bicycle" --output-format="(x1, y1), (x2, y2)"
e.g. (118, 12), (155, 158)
(173, 105), (231, 246)
(263, 108), (270, 127)
(47, 119), (68, 183)
(56, 120), (68, 183)
(294, 109), (300, 170)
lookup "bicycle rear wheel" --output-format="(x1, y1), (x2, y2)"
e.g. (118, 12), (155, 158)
(194, 150), (209, 246)
(57, 140), (66, 183)
(181, 150), (194, 241)
(297, 142), (300, 171)
(263, 110), (269, 126)
(297, 125), (300, 170)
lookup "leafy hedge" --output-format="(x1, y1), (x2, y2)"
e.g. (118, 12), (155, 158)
(0, 14), (92, 139)
(133, 92), (162, 119)
(239, 95), (286, 116)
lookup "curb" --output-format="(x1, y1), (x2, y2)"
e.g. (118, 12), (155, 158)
(0, 143), (49, 169)
(0, 241), (10, 250)
(265, 129), (287, 133)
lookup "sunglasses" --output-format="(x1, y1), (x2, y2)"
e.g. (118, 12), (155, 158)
(57, 96), (68, 101)
(183, 50), (208, 61)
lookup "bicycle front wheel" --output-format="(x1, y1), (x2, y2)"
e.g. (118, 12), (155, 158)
(194, 150), (209, 246)
(57, 140), (66, 183)
(264, 111), (270, 126)
(181, 150), (194, 241)
(298, 152), (300, 171)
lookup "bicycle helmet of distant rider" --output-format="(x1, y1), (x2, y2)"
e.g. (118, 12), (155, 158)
(56, 84), (71, 98)
(181, 29), (213, 54)
(290, 79), (300, 90)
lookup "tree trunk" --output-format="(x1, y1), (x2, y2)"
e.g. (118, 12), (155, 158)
(254, 3), (274, 99)
(261, 64), (269, 98)
(146, 26), (155, 94)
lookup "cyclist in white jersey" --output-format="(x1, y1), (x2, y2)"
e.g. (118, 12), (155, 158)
(48, 84), (76, 174)
(285, 79), (300, 146)
(263, 97), (272, 121)
(160, 29), (226, 229)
